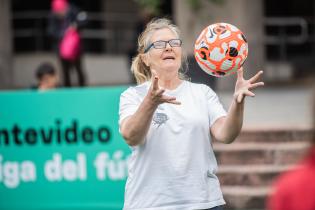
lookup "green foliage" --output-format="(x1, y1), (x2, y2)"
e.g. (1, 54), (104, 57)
(186, 0), (225, 11)
(133, 0), (162, 15)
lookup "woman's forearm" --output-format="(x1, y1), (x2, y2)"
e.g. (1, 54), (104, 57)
(120, 97), (158, 146)
(215, 99), (244, 144)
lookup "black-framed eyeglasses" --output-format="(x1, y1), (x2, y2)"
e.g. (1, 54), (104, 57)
(144, 39), (182, 53)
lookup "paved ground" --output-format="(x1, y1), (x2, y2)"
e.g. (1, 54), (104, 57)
(217, 85), (313, 129)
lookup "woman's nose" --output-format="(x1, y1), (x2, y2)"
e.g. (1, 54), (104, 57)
(165, 43), (172, 51)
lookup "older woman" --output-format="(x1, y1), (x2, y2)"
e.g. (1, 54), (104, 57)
(119, 18), (264, 210)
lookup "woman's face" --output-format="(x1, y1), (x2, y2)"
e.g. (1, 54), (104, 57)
(143, 28), (182, 75)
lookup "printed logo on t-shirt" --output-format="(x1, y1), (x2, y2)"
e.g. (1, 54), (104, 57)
(153, 112), (169, 127)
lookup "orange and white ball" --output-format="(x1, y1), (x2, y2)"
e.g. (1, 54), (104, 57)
(194, 23), (248, 77)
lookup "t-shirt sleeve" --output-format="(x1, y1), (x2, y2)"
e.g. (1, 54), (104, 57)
(202, 85), (227, 127)
(118, 87), (141, 126)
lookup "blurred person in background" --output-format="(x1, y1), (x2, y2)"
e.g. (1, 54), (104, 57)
(267, 88), (315, 210)
(119, 18), (264, 210)
(48, 0), (87, 87)
(35, 62), (59, 90)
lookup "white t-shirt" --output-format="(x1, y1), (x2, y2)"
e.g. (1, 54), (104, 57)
(119, 80), (227, 210)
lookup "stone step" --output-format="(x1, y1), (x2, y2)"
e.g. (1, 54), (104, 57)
(214, 142), (310, 165)
(232, 128), (313, 143)
(217, 165), (294, 186)
(222, 186), (270, 210)
(212, 129), (313, 209)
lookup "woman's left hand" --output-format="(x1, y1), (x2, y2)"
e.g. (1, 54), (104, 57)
(234, 67), (264, 103)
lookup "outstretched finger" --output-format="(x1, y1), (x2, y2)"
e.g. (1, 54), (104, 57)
(249, 82), (264, 90)
(237, 92), (244, 103)
(163, 96), (181, 105)
(156, 88), (165, 96)
(249, 70), (263, 83)
(169, 100), (181, 105)
(244, 90), (255, 97)
(151, 74), (159, 91)
(237, 67), (244, 80)
(167, 98), (181, 105)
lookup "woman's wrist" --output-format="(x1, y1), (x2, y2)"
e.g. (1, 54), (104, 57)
(143, 95), (159, 111)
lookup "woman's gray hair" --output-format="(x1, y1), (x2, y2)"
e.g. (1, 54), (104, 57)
(131, 18), (189, 84)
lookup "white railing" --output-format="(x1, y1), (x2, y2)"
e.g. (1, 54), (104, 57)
(264, 17), (310, 60)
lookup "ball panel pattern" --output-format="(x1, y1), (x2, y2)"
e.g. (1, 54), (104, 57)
(194, 23), (248, 77)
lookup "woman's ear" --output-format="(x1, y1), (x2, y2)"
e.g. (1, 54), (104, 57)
(141, 54), (150, 67)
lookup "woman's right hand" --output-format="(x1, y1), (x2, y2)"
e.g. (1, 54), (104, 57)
(146, 73), (181, 106)
(120, 73), (180, 146)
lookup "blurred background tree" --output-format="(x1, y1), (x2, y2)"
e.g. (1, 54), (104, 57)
(186, 0), (225, 11)
(133, 0), (162, 15)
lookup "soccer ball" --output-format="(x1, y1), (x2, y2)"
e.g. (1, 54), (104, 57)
(194, 23), (248, 77)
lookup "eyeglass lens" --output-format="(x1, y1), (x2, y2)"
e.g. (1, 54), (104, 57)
(153, 39), (181, 49)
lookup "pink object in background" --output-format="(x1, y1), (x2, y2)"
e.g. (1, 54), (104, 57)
(51, 0), (69, 13)
(59, 27), (81, 61)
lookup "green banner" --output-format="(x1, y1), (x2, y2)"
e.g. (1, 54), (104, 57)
(0, 87), (130, 210)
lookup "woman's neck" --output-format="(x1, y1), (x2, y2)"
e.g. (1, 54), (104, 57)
(157, 75), (182, 90)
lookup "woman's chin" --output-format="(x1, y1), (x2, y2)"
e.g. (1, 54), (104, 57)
(160, 63), (180, 72)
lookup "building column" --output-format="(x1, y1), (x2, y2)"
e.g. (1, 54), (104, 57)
(0, 0), (13, 89)
(174, 0), (265, 90)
